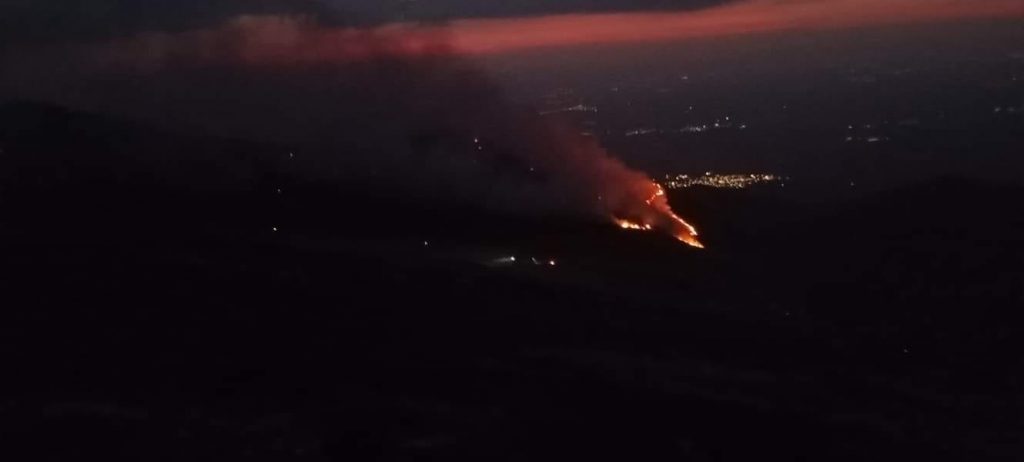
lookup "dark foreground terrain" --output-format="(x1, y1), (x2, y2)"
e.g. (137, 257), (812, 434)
(0, 103), (1021, 460)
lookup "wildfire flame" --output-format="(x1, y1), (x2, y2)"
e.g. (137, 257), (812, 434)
(615, 219), (653, 231)
(612, 183), (704, 249)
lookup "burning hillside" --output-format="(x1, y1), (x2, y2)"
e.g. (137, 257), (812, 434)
(1, 15), (704, 247)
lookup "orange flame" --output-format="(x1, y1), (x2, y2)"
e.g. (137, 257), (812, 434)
(673, 227), (705, 249)
(615, 218), (653, 231)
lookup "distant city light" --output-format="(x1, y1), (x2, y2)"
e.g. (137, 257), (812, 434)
(625, 118), (744, 137)
(539, 104), (599, 116)
(662, 172), (788, 189)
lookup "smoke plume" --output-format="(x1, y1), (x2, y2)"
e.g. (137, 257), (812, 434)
(0, 15), (702, 245)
